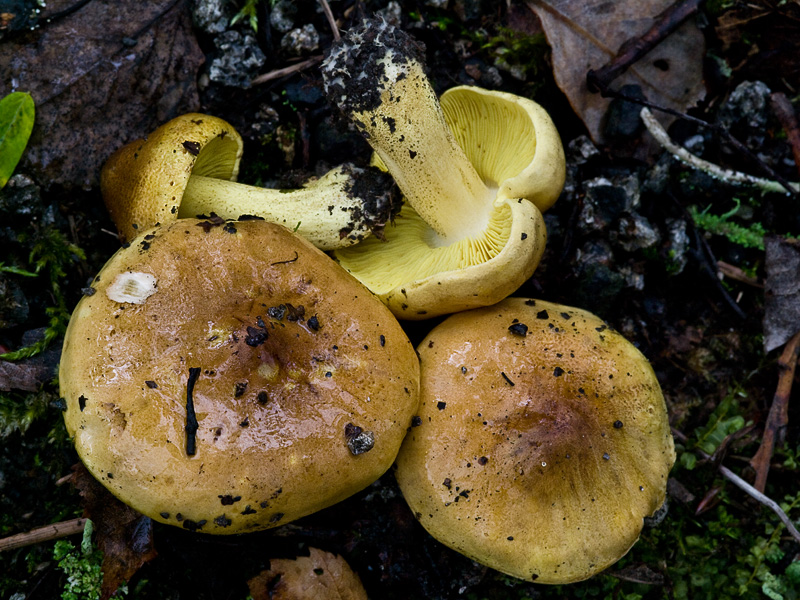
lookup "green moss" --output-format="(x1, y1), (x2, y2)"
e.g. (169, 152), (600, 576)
(689, 200), (768, 250)
(692, 392), (748, 455)
(0, 389), (52, 437)
(230, 0), (277, 32)
(704, 0), (738, 16)
(482, 27), (550, 90)
(53, 520), (128, 600)
(1, 226), (85, 361)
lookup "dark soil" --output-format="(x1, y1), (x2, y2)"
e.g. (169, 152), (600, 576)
(2, 1), (800, 599)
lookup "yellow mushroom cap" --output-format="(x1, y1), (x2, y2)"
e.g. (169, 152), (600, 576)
(441, 86), (566, 214)
(395, 298), (675, 583)
(60, 218), (420, 534)
(101, 113), (400, 250)
(101, 113), (242, 243)
(323, 20), (566, 319)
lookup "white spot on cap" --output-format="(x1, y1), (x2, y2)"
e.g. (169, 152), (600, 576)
(106, 272), (157, 304)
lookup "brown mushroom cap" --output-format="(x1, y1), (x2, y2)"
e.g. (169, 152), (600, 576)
(60, 218), (420, 534)
(394, 298), (675, 584)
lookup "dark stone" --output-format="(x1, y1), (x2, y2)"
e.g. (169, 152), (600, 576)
(0, 275), (29, 329)
(208, 30), (266, 89)
(603, 84), (646, 139)
(284, 79), (324, 106)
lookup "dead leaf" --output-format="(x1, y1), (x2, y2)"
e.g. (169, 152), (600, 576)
(525, 0), (705, 143)
(0, 0), (204, 190)
(0, 347), (58, 391)
(73, 463), (157, 600)
(763, 235), (800, 352)
(248, 547), (368, 600)
(0, 328), (61, 391)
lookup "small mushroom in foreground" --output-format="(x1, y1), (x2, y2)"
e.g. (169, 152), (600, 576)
(321, 19), (565, 319)
(59, 217), (420, 533)
(100, 113), (400, 249)
(248, 547), (368, 600)
(394, 298), (675, 584)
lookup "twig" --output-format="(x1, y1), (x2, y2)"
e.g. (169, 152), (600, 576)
(672, 428), (800, 543)
(317, 0), (341, 42)
(0, 517), (87, 553)
(579, 0), (800, 201)
(586, 0), (701, 93)
(750, 330), (800, 492)
(588, 80), (800, 200)
(718, 462), (800, 543)
(717, 261), (764, 288)
(251, 55), (323, 87)
(671, 193), (747, 319)
(641, 107), (800, 195)
(55, 473), (75, 486)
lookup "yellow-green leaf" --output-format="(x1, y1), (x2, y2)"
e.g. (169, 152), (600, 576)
(0, 91), (35, 189)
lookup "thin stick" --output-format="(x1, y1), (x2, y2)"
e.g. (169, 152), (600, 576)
(641, 107), (799, 195)
(672, 428), (800, 543)
(318, 0), (341, 41)
(588, 80), (800, 200)
(251, 55), (323, 87)
(750, 330), (800, 492)
(672, 193), (747, 320)
(718, 463), (800, 543)
(717, 261), (763, 288)
(586, 0), (701, 93)
(0, 517), (87, 553)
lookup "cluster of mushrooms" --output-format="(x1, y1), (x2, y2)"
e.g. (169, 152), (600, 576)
(59, 18), (674, 585)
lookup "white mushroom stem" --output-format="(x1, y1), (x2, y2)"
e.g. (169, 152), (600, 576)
(179, 165), (397, 251)
(641, 107), (799, 195)
(322, 20), (494, 243)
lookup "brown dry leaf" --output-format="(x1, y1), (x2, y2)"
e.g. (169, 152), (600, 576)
(0, 345), (58, 391)
(525, 0), (705, 143)
(763, 235), (800, 353)
(248, 547), (368, 600)
(0, 0), (204, 189)
(73, 463), (157, 600)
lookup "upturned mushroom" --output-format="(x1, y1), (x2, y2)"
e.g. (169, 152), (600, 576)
(394, 298), (675, 583)
(321, 19), (565, 319)
(59, 217), (420, 533)
(100, 113), (400, 250)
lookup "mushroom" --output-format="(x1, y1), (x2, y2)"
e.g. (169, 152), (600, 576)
(100, 113), (400, 249)
(321, 19), (565, 319)
(394, 298), (675, 583)
(59, 217), (420, 534)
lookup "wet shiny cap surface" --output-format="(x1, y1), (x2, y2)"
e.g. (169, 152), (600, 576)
(395, 297), (675, 583)
(60, 217), (420, 534)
